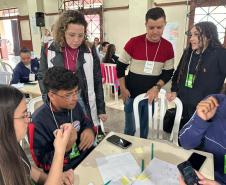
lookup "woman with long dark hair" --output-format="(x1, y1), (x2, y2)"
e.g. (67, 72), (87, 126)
(103, 44), (119, 64)
(0, 86), (73, 185)
(167, 21), (226, 129)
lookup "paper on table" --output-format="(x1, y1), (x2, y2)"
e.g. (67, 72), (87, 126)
(143, 158), (179, 185)
(11, 83), (24, 89)
(96, 152), (140, 183)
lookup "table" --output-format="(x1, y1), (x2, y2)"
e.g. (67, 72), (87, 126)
(20, 81), (41, 98)
(74, 132), (214, 185)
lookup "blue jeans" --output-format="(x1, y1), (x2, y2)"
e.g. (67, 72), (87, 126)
(124, 98), (149, 138)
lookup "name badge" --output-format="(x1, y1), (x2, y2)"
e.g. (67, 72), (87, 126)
(185, 73), (194, 88)
(29, 73), (35, 81)
(144, 61), (155, 74)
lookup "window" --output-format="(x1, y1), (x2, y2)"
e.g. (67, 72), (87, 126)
(64, 0), (103, 42)
(194, 6), (226, 44)
(0, 8), (19, 18)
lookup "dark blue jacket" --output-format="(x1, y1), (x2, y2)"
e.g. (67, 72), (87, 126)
(29, 102), (94, 172)
(179, 94), (226, 184)
(11, 58), (39, 84)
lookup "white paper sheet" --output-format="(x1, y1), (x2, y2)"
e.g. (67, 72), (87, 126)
(143, 158), (179, 185)
(96, 152), (140, 183)
(11, 83), (24, 89)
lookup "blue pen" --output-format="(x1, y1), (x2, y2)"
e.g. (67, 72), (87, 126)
(104, 180), (111, 185)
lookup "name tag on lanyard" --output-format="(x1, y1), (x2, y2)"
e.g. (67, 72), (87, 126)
(29, 73), (35, 81)
(185, 73), (194, 88)
(144, 61), (155, 74)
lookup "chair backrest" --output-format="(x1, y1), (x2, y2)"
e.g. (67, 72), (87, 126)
(28, 96), (43, 114)
(103, 63), (118, 86)
(100, 63), (106, 83)
(0, 62), (13, 73)
(0, 71), (12, 85)
(133, 89), (183, 145)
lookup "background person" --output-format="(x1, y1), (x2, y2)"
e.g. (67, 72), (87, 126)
(11, 48), (39, 84)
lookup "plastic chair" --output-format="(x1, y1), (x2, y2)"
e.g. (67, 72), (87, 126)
(102, 63), (119, 101)
(0, 71), (12, 85)
(0, 61), (13, 73)
(133, 89), (183, 145)
(20, 96), (43, 147)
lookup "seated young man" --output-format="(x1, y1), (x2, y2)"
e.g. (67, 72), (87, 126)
(11, 47), (39, 84)
(29, 66), (95, 172)
(179, 94), (226, 184)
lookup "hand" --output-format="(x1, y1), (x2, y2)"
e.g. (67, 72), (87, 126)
(79, 128), (95, 151)
(99, 114), (108, 122)
(196, 171), (220, 185)
(65, 127), (77, 152)
(53, 123), (73, 155)
(62, 169), (74, 185)
(196, 96), (219, 121)
(166, 92), (177, 102)
(121, 88), (131, 103)
(179, 171), (220, 185)
(146, 86), (159, 103)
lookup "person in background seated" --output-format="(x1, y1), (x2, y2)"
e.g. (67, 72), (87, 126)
(167, 21), (226, 130)
(0, 86), (74, 185)
(179, 172), (220, 185)
(30, 66), (95, 172)
(11, 48), (39, 84)
(99, 41), (109, 63)
(179, 95), (226, 184)
(103, 44), (119, 64)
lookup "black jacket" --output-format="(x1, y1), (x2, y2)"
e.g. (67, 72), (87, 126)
(172, 46), (226, 107)
(38, 41), (106, 120)
(29, 102), (94, 172)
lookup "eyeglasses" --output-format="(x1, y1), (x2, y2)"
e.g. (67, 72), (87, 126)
(51, 90), (80, 102)
(14, 111), (32, 122)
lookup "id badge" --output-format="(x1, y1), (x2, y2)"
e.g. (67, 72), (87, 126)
(144, 61), (154, 74)
(224, 155), (226, 174)
(69, 143), (80, 159)
(29, 73), (35, 81)
(185, 73), (194, 88)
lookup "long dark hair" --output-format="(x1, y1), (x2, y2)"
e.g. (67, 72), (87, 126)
(0, 86), (30, 185)
(103, 44), (115, 63)
(177, 21), (222, 83)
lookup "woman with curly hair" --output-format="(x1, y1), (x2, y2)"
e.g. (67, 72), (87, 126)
(38, 10), (107, 126)
(166, 21), (226, 130)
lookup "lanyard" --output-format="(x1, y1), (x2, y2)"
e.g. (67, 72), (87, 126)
(21, 157), (31, 172)
(49, 102), (73, 129)
(65, 48), (79, 70)
(145, 37), (161, 62)
(186, 51), (194, 77)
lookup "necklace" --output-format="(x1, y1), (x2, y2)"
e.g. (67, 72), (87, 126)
(64, 48), (79, 70)
(66, 47), (76, 60)
(49, 102), (73, 129)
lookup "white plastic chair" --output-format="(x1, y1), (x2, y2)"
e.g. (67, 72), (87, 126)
(102, 63), (119, 101)
(0, 62), (13, 73)
(20, 96), (43, 147)
(0, 71), (12, 85)
(133, 89), (183, 145)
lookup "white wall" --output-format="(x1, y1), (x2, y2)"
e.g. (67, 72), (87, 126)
(0, 0), (28, 15)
